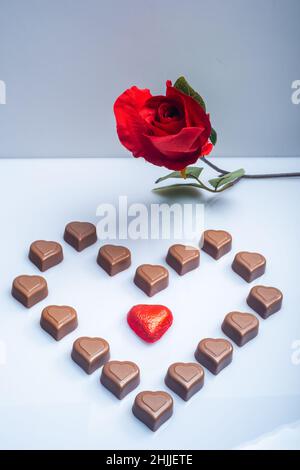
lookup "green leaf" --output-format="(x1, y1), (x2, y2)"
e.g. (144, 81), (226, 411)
(155, 166), (203, 184)
(174, 76), (206, 111)
(174, 77), (218, 147)
(210, 128), (217, 145)
(185, 166), (204, 179)
(209, 168), (245, 189)
(155, 171), (181, 184)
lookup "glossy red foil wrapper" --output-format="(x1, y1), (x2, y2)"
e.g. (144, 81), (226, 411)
(127, 304), (173, 343)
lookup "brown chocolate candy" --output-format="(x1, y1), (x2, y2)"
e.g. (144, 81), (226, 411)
(97, 244), (131, 276)
(232, 251), (266, 282)
(132, 391), (173, 432)
(64, 221), (97, 252)
(165, 362), (204, 401)
(72, 337), (110, 374)
(247, 285), (283, 319)
(12, 275), (48, 308)
(166, 244), (200, 275)
(29, 240), (63, 272)
(202, 230), (232, 260)
(40, 305), (78, 340)
(195, 338), (233, 375)
(221, 312), (259, 346)
(134, 264), (169, 297)
(100, 361), (140, 399)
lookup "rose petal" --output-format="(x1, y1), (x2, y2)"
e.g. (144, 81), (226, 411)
(142, 127), (208, 170)
(145, 127), (206, 157)
(113, 86), (152, 155)
(201, 141), (213, 156)
(141, 96), (185, 135)
(113, 81), (214, 171)
(166, 81), (211, 138)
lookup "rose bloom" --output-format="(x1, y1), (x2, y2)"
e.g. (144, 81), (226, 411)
(114, 80), (213, 171)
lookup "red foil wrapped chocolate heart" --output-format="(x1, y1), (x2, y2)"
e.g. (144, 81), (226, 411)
(127, 304), (173, 343)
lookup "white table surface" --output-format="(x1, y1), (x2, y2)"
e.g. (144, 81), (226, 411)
(0, 157), (299, 450)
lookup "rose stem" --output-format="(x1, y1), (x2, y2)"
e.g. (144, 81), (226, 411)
(201, 157), (300, 179)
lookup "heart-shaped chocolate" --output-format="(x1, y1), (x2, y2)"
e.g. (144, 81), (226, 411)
(97, 244), (131, 276)
(204, 230), (230, 246)
(165, 362), (204, 401)
(17, 275), (45, 293)
(247, 285), (283, 319)
(41, 305), (78, 341)
(134, 264), (169, 296)
(127, 304), (173, 343)
(12, 275), (48, 308)
(132, 391), (173, 431)
(231, 312), (255, 329)
(33, 241), (60, 257)
(222, 312), (259, 346)
(101, 361), (140, 399)
(141, 392), (168, 412)
(232, 251), (266, 282)
(64, 221), (97, 252)
(174, 364), (200, 382)
(108, 361), (137, 381)
(204, 339), (230, 357)
(202, 230), (232, 260)
(166, 244), (200, 275)
(195, 338), (233, 375)
(67, 222), (94, 238)
(255, 286), (282, 304)
(138, 265), (167, 282)
(72, 337), (110, 374)
(79, 337), (108, 356)
(237, 252), (265, 270)
(47, 305), (75, 324)
(29, 240), (63, 272)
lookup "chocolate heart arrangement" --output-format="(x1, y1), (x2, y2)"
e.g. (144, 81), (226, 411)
(11, 223), (283, 432)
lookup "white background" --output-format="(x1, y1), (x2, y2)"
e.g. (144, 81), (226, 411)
(0, 0), (299, 451)
(0, 0), (300, 158)
(0, 157), (299, 449)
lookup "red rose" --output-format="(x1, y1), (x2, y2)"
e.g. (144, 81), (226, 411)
(114, 80), (213, 171)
